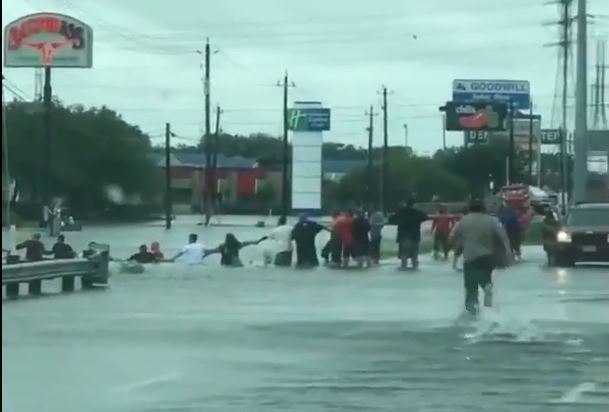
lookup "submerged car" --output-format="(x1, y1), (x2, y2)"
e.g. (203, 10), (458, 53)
(550, 202), (609, 266)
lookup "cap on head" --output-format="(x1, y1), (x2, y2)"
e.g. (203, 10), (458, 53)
(277, 216), (287, 226)
(139, 244), (148, 252)
(189, 233), (198, 243)
(58, 234), (65, 242)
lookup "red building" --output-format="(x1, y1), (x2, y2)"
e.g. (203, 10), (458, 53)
(154, 153), (278, 212)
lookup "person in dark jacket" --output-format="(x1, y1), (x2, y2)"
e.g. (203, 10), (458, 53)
(351, 209), (371, 268)
(129, 244), (158, 264)
(388, 199), (429, 270)
(497, 204), (521, 259)
(16, 233), (47, 261)
(49, 234), (76, 259)
(292, 214), (327, 268)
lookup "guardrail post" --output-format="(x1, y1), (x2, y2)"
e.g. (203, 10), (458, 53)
(28, 280), (42, 296)
(6, 283), (20, 299)
(61, 276), (75, 292)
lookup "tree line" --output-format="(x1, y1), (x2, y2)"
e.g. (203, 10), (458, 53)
(3, 100), (565, 221)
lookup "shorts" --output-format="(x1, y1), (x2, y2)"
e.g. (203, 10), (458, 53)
(274, 250), (292, 267)
(398, 237), (420, 260)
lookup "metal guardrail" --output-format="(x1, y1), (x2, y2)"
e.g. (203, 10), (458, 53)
(2, 251), (110, 298)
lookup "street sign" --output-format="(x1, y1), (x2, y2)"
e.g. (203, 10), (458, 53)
(443, 101), (507, 131)
(287, 108), (330, 132)
(540, 129), (561, 145)
(452, 79), (530, 110)
(465, 131), (489, 144)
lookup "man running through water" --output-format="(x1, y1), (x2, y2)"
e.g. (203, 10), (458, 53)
(388, 199), (429, 270)
(450, 198), (511, 315)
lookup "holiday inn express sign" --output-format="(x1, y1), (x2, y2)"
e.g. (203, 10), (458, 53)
(287, 107), (331, 132)
(4, 13), (93, 68)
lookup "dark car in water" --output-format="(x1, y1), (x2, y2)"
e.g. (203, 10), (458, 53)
(550, 202), (609, 266)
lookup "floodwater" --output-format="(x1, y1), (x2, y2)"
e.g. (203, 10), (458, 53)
(2, 218), (609, 411)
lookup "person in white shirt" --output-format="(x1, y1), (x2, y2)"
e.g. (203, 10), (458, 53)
(266, 216), (293, 267)
(170, 233), (208, 265)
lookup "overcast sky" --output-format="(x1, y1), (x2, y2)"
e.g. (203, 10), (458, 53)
(2, 0), (608, 154)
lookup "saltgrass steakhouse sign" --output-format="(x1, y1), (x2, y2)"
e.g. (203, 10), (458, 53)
(4, 13), (93, 68)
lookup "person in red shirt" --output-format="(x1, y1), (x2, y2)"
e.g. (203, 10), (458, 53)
(431, 206), (456, 260)
(333, 210), (354, 267)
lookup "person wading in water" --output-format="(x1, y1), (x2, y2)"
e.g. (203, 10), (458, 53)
(450, 198), (512, 315)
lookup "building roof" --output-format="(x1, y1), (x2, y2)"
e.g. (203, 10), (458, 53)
(152, 153), (368, 175)
(152, 152), (258, 169)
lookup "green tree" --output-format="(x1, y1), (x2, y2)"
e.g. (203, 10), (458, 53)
(5, 101), (159, 217)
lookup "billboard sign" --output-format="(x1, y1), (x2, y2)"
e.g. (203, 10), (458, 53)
(287, 108), (330, 132)
(453, 79), (530, 110)
(464, 130), (490, 144)
(540, 129), (561, 145)
(443, 101), (507, 131)
(4, 13), (93, 68)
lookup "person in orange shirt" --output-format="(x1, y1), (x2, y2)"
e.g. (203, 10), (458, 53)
(333, 210), (354, 268)
(431, 206), (456, 260)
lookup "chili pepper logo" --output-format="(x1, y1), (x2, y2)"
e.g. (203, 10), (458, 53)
(458, 105), (500, 130)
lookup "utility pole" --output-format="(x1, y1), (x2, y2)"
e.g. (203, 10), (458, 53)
(379, 86), (390, 214)
(529, 100), (534, 183)
(278, 71), (296, 220)
(43, 67), (56, 235)
(545, 0), (573, 213)
(165, 123), (172, 230)
(602, 40), (608, 128)
(591, 41), (601, 128)
(365, 106), (375, 211)
(508, 102), (515, 184)
(211, 105), (222, 212)
(203, 38), (212, 226)
(403, 123), (408, 148)
(573, 0), (588, 204)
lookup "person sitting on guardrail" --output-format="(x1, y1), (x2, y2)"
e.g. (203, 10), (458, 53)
(16, 233), (47, 262)
(48, 234), (76, 259)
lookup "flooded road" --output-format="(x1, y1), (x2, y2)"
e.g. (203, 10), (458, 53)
(2, 221), (609, 411)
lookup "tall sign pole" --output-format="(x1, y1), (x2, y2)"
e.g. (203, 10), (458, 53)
(3, 13), (93, 236)
(203, 38), (212, 225)
(282, 71), (289, 220)
(573, 0), (588, 203)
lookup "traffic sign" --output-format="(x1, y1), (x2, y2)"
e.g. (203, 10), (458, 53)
(453, 79), (531, 110)
(540, 129), (561, 145)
